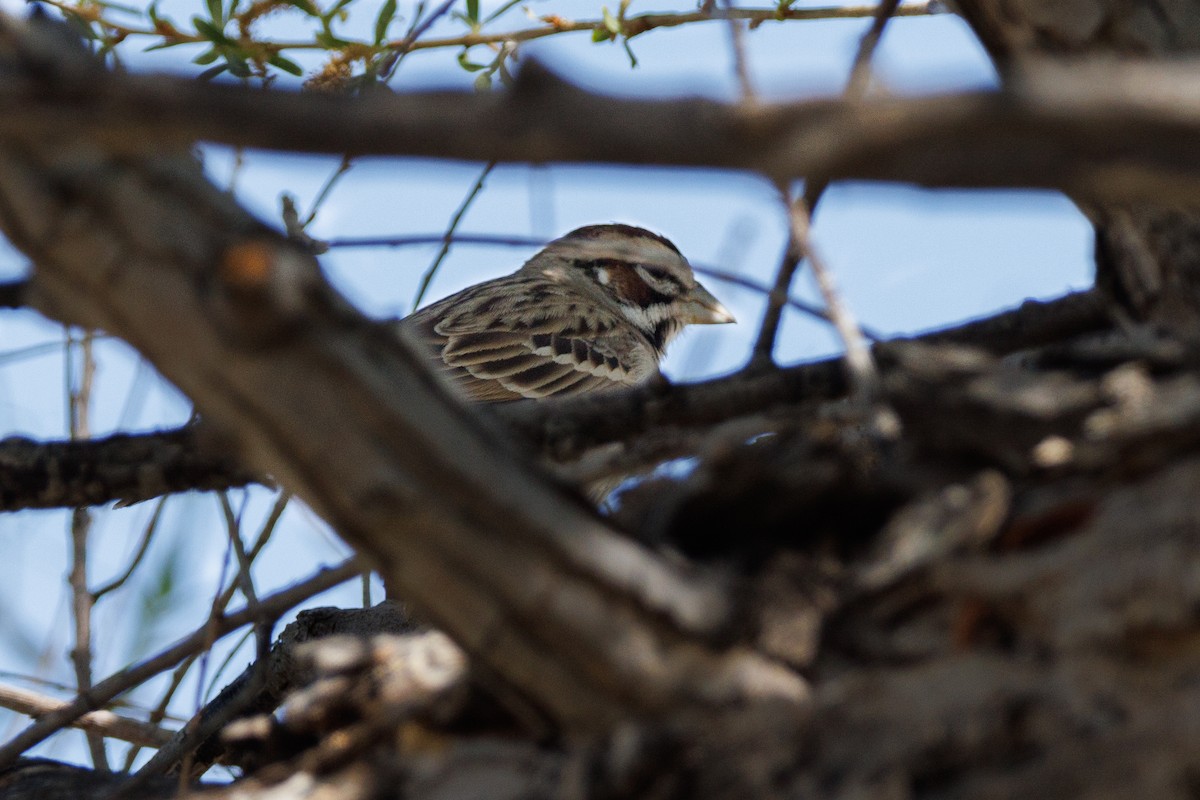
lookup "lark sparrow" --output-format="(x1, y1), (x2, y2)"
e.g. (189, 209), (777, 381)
(401, 224), (735, 403)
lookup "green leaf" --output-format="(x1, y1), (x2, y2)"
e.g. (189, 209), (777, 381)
(323, 0), (354, 20)
(465, 0), (479, 23)
(205, 0), (223, 23)
(269, 53), (304, 75)
(373, 0), (397, 44)
(482, 0), (521, 24)
(456, 49), (486, 71)
(601, 6), (620, 34)
(315, 29), (353, 47)
(192, 16), (230, 43)
(473, 71), (492, 91)
(192, 47), (220, 64)
(197, 63), (229, 80)
(92, 0), (142, 13)
(622, 37), (638, 67)
(279, 0), (319, 15)
(591, 26), (611, 42)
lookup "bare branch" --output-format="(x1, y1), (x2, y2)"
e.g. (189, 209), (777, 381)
(785, 198), (878, 399)
(35, 0), (937, 60)
(0, 426), (261, 511)
(412, 162), (496, 311)
(0, 291), (1100, 511)
(3, 37), (1200, 204)
(0, 559), (364, 766)
(499, 289), (1110, 459)
(0, 684), (173, 749)
(0, 15), (809, 757)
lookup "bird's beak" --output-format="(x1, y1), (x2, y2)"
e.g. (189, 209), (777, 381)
(679, 282), (736, 325)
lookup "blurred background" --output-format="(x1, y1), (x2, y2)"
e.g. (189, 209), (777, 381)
(0, 0), (1092, 771)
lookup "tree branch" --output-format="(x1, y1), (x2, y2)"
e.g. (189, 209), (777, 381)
(3, 20), (1200, 204)
(0, 685), (172, 749)
(0, 427), (260, 511)
(0, 290), (1107, 510)
(0, 559), (364, 766)
(499, 289), (1110, 460)
(0, 13), (808, 761)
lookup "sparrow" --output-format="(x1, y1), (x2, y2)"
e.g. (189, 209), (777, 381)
(400, 223), (735, 403)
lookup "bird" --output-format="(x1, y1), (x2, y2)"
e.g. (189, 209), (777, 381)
(400, 223), (735, 404)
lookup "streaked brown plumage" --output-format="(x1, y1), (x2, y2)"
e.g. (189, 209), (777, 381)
(400, 224), (734, 404)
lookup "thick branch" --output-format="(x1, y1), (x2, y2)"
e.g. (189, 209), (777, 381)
(499, 289), (1109, 460)
(5, 36), (1200, 202)
(0, 427), (259, 510)
(0, 13), (806, 756)
(0, 291), (1105, 510)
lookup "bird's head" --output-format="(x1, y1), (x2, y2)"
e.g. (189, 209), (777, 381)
(529, 223), (735, 354)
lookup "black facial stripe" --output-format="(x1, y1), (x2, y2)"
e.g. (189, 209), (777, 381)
(650, 318), (680, 352)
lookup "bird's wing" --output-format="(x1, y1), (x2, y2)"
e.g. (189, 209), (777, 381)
(400, 276), (657, 402)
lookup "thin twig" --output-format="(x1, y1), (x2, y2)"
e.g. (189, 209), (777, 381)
(786, 198), (877, 398)
(121, 656), (196, 772)
(0, 684), (173, 749)
(121, 489), (289, 771)
(720, 0), (756, 102)
(0, 558), (365, 769)
(66, 329), (109, 771)
(800, 0), (899, 212)
(750, 230), (802, 362)
(755, 0), (901, 363)
(695, 264), (883, 341)
(327, 232), (544, 249)
(304, 155), (354, 228)
(378, 0), (460, 79)
(93, 497), (168, 600)
(412, 162), (496, 311)
(846, 0), (902, 97)
(37, 0), (935, 56)
(218, 492), (260, 608)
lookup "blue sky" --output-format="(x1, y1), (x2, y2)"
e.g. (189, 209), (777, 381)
(0, 0), (1092, 768)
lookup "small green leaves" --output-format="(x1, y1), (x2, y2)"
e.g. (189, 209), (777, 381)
(193, 16), (231, 43)
(279, 0), (320, 16)
(193, 47), (220, 64)
(374, 0), (398, 44)
(269, 53), (304, 75)
(465, 0), (479, 24)
(592, 5), (621, 42)
(591, 1), (637, 65)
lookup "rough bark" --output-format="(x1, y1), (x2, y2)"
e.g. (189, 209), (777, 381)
(5, 2), (1200, 799)
(955, 0), (1200, 338)
(0, 8), (804, 772)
